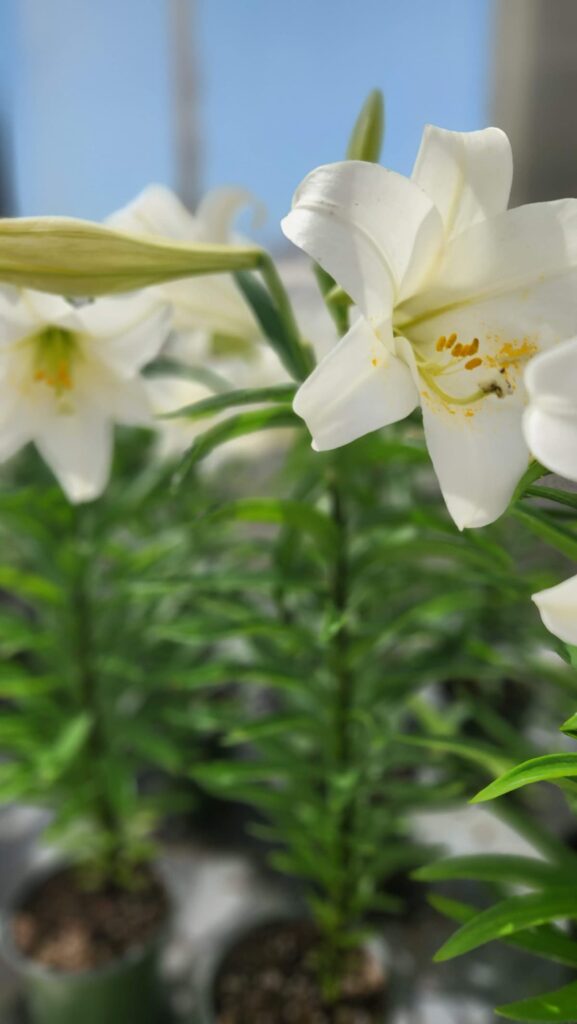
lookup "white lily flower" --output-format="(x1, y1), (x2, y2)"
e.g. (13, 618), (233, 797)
(0, 286), (170, 502)
(108, 184), (262, 364)
(282, 125), (577, 529)
(523, 336), (577, 481)
(532, 575), (577, 646)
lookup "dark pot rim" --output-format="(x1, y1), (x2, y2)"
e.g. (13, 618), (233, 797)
(0, 859), (170, 985)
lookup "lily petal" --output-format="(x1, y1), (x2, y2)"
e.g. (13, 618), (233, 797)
(282, 161), (443, 329)
(402, 199), (577, 340)
(293, 316), (419, 451)
(532, 575), (577, 646)
(412, 125), (513, 240)
(420, 396), (530, 530)
(79, 299), (172, 377)
(523, 337), (577, 480)
(108, 184), (202, 241)
(195, 186), (265, 243)
(35, 410), (113, 503)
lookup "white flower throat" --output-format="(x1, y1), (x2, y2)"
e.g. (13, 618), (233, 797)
(403, 328), (539, 415)
(31, 326), (79, 396)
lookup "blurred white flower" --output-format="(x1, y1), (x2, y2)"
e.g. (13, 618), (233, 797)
(532, 575), (577, 646)
(283, 125), (577, 529)
(108, 184), (262, 366)
(0, 286), (170, 501)
(523, 336), (577, 481)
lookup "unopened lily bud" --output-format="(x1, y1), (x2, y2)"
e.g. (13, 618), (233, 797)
(346, 89), (385, 163)
(0, 217), (262, 296)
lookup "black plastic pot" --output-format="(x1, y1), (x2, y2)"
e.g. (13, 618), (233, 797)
(0, 864), (172, 1024)
(194, 912), (390, 1024)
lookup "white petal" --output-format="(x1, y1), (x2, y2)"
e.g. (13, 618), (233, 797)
(293, 316), (419, 451)
(282, 161), (443, 328)
(79, 299), (172, 377)
(532, 575), (577, 646)
(108, 184), (202, 241)
(195, 186), (265, 243)
(412, 125), (513, 239)
(402, 199), (577, 342)
(163, 274), (260, 341)
(523, 337), (577, 479)
(420, 396), (530, 530)
(35, 411), (113, 503)
(20, 289), (77, 326)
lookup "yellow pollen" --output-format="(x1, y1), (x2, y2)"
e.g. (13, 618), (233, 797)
(452, 343), (464, 357)
(435, 335), (447, 351)
(446, 333), (457, 347)
(371, 357), (379, 367)
(465, 357), (482, 370)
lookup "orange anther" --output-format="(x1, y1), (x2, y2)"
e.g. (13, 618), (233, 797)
(447, 333), (457, 347)
(435, 335), (447, 351)
(452, 343), (464, 357)
(465, 357), (482, 370)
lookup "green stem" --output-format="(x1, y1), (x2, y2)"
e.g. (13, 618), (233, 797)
(318, 474), (357, 1004)
(70, 513), (122, 878)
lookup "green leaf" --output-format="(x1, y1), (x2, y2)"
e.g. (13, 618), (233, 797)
(37, 713), (93, 784)
(234, 270), (313, 381)
(415, 854), (573, 888)
(346, 89), (385, 162)
(430, 894), (577, 969)
(512, 505), (577, 560)
(434, 889), (577, 962)
(172, 406), (301, 483)
(398, 734), (511, 775)
(0, 216), (262, 295)
(526, 484), (577, 513)
(473, 754), (577, 803)
(160, 384), (296, 421)
(223, 714), (313, 744)
(560, 713), (577, 739)
(510, 461), (549, 503)
(207, 497), (338, 556)
(497, 980), (577, 1021)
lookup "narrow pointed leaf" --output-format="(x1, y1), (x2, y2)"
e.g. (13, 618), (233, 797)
(434, 890), (577, 962)
(415, 854), (572, 888)
(472, 754), (577, 803)
(497, 979), (577, 1021)
(160, 384), (296, 420)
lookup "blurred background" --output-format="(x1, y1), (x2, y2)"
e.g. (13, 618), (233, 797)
(2, 0), (576, 244)
(2, 2), (577, 1022)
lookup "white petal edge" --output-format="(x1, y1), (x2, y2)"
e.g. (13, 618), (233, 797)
(523, 337), (577, 479)
(107, 184), (202, 241)
(412, 125), (513, 240)
(532, 575), (577, 646)
(420, 397), (530, 530)
(282, 161), (443, 329)
(293, 316), (419, 451)
(35, 411), (113, 503)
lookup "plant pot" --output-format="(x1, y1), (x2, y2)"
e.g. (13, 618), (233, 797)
(0, 863), (172, 1024)
(195, 914), (391, 1024)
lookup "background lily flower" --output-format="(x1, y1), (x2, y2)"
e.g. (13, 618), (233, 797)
(282, 125), (577, 529)
(523, 336), (577, 481)
(0, 285), (171, 502)
(109, 184), (263, 366)
(532, 574), (577, 646)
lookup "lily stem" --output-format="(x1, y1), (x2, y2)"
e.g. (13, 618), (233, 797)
(71, 509), (123, 882)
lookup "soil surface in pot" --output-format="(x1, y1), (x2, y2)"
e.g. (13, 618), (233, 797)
(214, 920), (387, 1024)
(11, 866), (167, 973)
